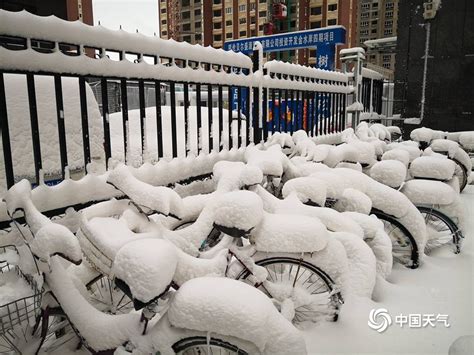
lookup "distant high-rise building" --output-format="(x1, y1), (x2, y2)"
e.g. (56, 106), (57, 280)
(159, 0), (357, 67)
(1, 0), (94, 24)
(356, 0), (399, 72)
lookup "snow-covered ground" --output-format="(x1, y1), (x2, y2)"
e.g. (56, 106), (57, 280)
(305, 186), (474, 354)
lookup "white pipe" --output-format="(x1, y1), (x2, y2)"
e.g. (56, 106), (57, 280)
(420, 22), (431, 122)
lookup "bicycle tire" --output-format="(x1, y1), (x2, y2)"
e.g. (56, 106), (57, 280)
(451, 157), (468, 192)
(238, 257), (341, 324)
(173, 336), (249, 354)
(371, 209), (419, 269)
(417, 206), (462, 254)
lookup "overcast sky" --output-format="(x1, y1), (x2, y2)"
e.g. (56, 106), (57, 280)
(93, 0), (159, 36)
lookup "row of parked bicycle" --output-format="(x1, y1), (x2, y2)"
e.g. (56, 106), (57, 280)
(0, 123), (472, 354)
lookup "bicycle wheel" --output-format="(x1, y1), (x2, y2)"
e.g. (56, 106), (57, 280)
(417, 206), (462, 254)
(238, 257), (341, 324)
(451, 158), (468, 192)
(86, 275), (134, 314)
(37, 307), (80, 354)
(173, 336), (249, 354)
(371, 209), (419, 269)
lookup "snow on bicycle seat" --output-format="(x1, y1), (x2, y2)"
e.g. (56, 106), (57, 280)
(410, 156), (455, 181)
(401, 179), (456, 206)
(213, 161), (263, 191)
(370, 160), (407, 189)
(107, 165), (183, 218)
(168, 277), (307, 354)
(245, 145), (287, 178)
(281, 177), (327, 207)
(430, 139), (460, 158)
(79, 210), (157, 275)
(112, 238), (178, 308)
(251, 212), (328, 253)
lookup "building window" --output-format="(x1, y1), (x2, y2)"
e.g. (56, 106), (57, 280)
(361, 21), (369, 27)
(384, 28), (393, 36)
(372, 19), (378, 25)
(239, 18), (246, 24)
(383, 54), (391, 62)
(195, 33), (202, 40)
(239, 4), (246, 12)
(213, 0), (221, 4)
(259, 11), (266, 17)
(383, 62), (391, 69)
(361, 3), (370, 10)
(328, 4), (337, 12)
(225, 7), (232, 14)
(309, 49), (316, 57)
(259, 0), (265, 3)
(386, 2), (394, 10)
(371, 28), (377, 34)
(226, 32), (233, 38)
(182, 11), (190, 19)
(327, 18), (337, 26)
(195, 9), (201, 16)
(385, 20), (393, 28)
(311, 6), (322, 16)
(386, 11), (393, 18)
(360, 29), (369, 36)
(361, 12), (369, 18)
(213, 10), (221, 17)
(160, 8), (166, 13)
(183, 23), (191, 31)
(214, 34), (222, 41)
(372, 2), (378, 8)
(162, 30), (167, 36)
(311, 21), (321, 28)
(182, 0), (190, 6)
(214, 22), (222, 29)
(195, 22), (201, 28)
(162, 19), (167, 25)
(182, 35), (191, 42)
(251, 16), (256, 24)
(239, 30), (246, 37)
(226, 20), (232, 26)
(259, 24), (263, 31)
(251, 29), (256, 36)
(250, 3), (256, 11)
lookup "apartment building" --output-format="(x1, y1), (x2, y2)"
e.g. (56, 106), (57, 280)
(356, 0), (399, 71)
(159, 0), (357, 66)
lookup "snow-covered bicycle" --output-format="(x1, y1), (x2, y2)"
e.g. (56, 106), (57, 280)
(1, 180), (306, 355)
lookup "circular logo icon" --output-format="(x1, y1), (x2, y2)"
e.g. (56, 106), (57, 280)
(368, 308), (392, 333)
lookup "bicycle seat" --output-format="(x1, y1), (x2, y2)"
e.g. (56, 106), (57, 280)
(107, 165), (183, 219)
(410, 156), (455, 181)
(212, 190), (264, 238)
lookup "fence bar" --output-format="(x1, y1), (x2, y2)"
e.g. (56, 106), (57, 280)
(183, 82), (189, 155)
(317, 92), (322, 136)
(155, 80), (163, 158)
(79, 76), (91, 170)
(276, 89), (281, 133)
(170, 81), (178, 157)
(263, 88), (268, 141)
(54, 75), (68, 177)
(283, 89), (288, 132)
(331, 92), (336, 132)
(335, 93), (340, 133)
(218, 85), (223, 151)
(245, 87), (250, 146)
(0, 73), (15, 188)
(196, 83), (202, 153)
(26, 74), (42, 184)
(138, 79), (146, 160)
(207, 84), (213, 152)
(237, 86), (242, 147)
(289, 90), (294, 134)
(228, 86), (232, 150)
(120, 79), (129, 163)
(342, 94), (347, 130)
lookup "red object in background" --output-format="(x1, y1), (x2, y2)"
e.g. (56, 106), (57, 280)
(263, 22), (274, 35)
(272, 3), (287, 20)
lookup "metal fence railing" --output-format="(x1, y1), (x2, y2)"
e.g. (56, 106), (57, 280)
(0, 9), (358, 202)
